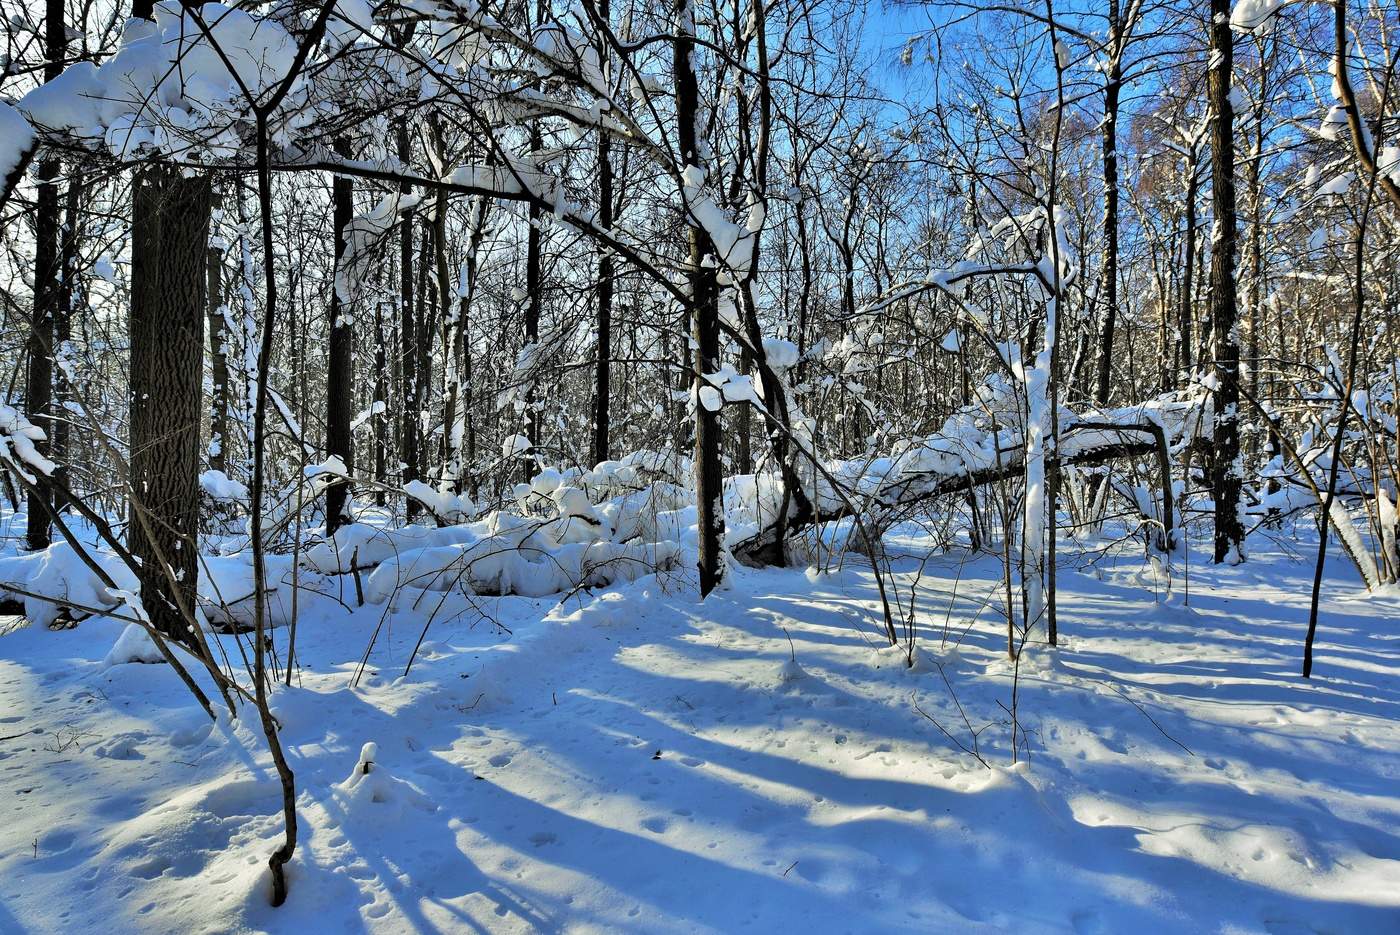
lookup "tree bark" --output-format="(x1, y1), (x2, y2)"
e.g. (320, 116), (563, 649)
(1093, 0), (1122, 409)
(396, 122), (421, 518)
(673, 0), (724, 596)
(1178, 147), (1198, 382)
(130, 165), (212, 638)
(1208, 0), (1244, 563)
(325, 136), (354, 532)
(207, 188), (230, 476)
(593, 98), (615, 468)
(53, 171), (80, 510)
(24, 0), (67, 550)
(523, 125), (544, 483)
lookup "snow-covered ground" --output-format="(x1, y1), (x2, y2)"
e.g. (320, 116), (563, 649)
(2, 523), (1398, 934)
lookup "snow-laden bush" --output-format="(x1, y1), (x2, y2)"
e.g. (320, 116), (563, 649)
(362, 510), (681, 603)
(0, 542), (137, 628)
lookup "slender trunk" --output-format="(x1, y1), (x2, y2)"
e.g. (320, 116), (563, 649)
(1305, 0), (1395, 674)
(444, 196), (487, 496)
(326, 137), (354, 532)
(396, 122), (420, 518)
(53, 172), (80, 509)
(1179, 150), (1198, 381)
(1093, 1), (1122, 408)
(24, 0), (67, 550)
(252, 112), (298, 911)
(1208, 0), (1244, 563)
(373, 296), (388, 506)
(673, 0), (724, 596)
(208, 190), (231, 477)
(524, 127), (544, 482)
(592, 0), (614, 469)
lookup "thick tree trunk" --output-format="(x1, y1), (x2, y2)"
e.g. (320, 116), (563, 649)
(130, 165), (212, 638)
(26, 158), (58, 551)
(1208, 0), (1245, 563)
(326, 137), (354, 532)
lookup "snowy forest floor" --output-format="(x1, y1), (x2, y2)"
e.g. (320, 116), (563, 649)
(2, 522), (1399, 934)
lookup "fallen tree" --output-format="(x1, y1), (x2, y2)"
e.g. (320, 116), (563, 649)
(732, 391), (1205, 565)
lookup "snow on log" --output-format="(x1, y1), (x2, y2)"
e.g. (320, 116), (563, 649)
(732, 390), (1207, 565)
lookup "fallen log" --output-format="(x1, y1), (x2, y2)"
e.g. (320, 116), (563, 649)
(733, 421), (1177, 566)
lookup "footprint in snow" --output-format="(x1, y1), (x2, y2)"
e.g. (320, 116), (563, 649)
(488, 753), (512, 767)
(640, 816), (669, 834)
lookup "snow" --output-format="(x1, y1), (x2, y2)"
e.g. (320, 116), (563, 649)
(19, 5), (299, 160)
(2, 517), (1398, 933)
(0, 403), (56, 481)
(404, 480), (476, 524)
(762, 338), (799, 371)
(103, 622), (165, 666)
(0, 541), (137, 629)
(199, 468), (249, 503)
(1231, 0), (1286, 32)
(0, 101), (34, 181)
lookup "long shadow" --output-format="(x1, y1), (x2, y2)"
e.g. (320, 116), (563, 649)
(465, 640), (1400, 933)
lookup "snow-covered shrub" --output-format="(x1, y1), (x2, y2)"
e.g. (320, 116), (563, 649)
(0, 542), (138, 628)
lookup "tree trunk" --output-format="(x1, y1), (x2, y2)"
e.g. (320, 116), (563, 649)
(325, 137), (355, 533)
(130, 165), (212, 638)
(1208, 0), (1244, 563)
(1178, 149), (1198, 382)
(593, 111), (614, 469)
(207, 188), (231, 476)
(53, 172), (80, 510)
(396, 122), (421, 518)
(1093, 2), (1122, 409)
(24, 0), (67, 550)
(373, 295), (388, 506)
(673, 0), (724, 596)
(523, 124), (544, 483)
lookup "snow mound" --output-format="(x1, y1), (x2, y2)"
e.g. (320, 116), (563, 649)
(104, 623), (164, 666)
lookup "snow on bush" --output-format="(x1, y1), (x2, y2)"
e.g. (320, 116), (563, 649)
(0, 403), (57, 481)
(303, 522), (437, 574)
(0, 542), (138, 628)
(362, 515), (681, 603)
(404, 480), (476, 524)
(199, 469), (249, 503)
(200, 553), (309, 631)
